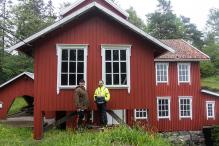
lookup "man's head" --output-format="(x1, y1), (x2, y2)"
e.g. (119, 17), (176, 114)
(98, 80), (104, 87)
(79, 79), (85, 87)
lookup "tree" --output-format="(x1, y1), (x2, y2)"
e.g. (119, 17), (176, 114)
(146, 0), (185, 39)
(206, 8), (219, 42)
(126, 7), (146, 30)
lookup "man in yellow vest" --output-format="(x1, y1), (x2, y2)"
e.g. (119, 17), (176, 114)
(94, 80), (110, 126)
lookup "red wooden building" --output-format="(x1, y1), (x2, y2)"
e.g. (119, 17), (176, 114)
(2, 0), (219, 139)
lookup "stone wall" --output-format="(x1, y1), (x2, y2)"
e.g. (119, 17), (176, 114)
(160, 131), (205, 146)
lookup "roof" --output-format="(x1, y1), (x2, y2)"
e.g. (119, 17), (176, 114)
(201, 89), (219, 97)
(7, 2), (175, 54)
(60, 0), (129, 18)
(155, 39), (210, 61)
(0, 72), (34, 89)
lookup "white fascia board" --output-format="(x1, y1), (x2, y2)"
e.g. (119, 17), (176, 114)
(0, 72), (34, 88)
(181, 39), (210, 60)
(154, 58), (210, 62)
(60, 0), (85, 16)
(201, 89), (219, 97)
(8, 2), (174, 54)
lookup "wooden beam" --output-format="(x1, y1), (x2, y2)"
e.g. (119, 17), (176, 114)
(106, 110), (126, 125)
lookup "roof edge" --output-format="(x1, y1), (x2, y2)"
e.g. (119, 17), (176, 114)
(60, 0), (129, 18)
(201, 89), (219, 97)
(154, 58), (210, 62)
(0, 72), (34, 89)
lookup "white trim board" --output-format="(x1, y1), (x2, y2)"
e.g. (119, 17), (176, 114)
(201, 89), (219, 97)
(60, 0), (129, 18)
(0, 72), (34, 89)
(7, 2), (174, 55)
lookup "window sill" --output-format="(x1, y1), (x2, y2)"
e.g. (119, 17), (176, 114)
(59, 86), (77, 90)
(105, 85), (129, 89)
(135, 117), (148, 120)
(158, 117), (170, 120)
(156, 82), (168, 84)
(180, 116), (192, 119)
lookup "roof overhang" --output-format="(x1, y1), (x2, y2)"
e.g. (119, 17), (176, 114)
(201, 89), (219, 97)
(60, 0), (129, 18)
(0, 72), (34, 89)
(154, 58), (210, 62)
(7, 2), (175, 54)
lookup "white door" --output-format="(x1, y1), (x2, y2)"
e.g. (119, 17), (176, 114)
(107, 110), (126, 125)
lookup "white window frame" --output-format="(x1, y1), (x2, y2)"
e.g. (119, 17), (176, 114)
(179, 96), (192, 119)
(177, 63), (191, 84)
(101, 45), (131, 93)
(134, 109), (148, 120)
(56, 44), (88, 94)
(206, 101), (215, 119)
(155, 62), (169, 84)
(157, 97), (171, 120)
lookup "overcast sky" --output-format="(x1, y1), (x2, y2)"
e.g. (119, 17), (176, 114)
(53, 0), (219, 31)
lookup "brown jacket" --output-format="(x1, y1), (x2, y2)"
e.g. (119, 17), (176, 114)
(74, 86), (89, 110)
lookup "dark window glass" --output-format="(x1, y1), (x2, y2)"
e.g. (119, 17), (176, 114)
(61, 74), (68, 85)
(113, 62), (119, 73)
(62, 50), (68, 61)
(113, 50), (119, 61)
(105, 50), (111, 61)
(61, 62), (68, 73)
(69, 74), (76, 85)
(113, 74), (119, 85)
(70, 50), (76, 61)
(121, 62), (126, 73)
(77, 50), (84, 61)
(106, 74), (112, 85)
(121, 74), (127, 85)
(120, 50), (126, 60)
(106, 62), (112, 73)
(77, 74), (84, 85)
(77, 62), (84, 73)
(69, 62), (76, 73)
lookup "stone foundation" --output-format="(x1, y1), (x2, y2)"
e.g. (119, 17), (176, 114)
(160, 131), (205, 146)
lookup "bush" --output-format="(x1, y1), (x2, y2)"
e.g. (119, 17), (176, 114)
(200, 61), (217, 78)
(212, 125), (219, 146)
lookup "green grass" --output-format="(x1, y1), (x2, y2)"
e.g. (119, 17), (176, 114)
(0, 124), (171, 146)
(8, 97), (28, 115)
(201, 75), (219, 92)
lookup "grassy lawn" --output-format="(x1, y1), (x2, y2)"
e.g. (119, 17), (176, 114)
(8, 97), (28, 115)
(201, 75), (219, 92)
(0, 124), (171, 146)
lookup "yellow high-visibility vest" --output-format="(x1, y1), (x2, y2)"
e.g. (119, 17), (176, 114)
(94, 86), (110, 102)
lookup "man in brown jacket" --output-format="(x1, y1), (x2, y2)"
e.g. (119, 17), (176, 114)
(75, 79), (89, 128)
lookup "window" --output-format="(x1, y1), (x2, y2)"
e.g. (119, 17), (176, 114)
(101, 45), (131, 93)
(156, 63), (168, 84)
(206, 101), (215, 119)
(157, 97), (171, 120)
(57, 44), (88, 93)
(179, 96), (192, 119)
(134, 109), (148, 120)
(178, 63), (191, 83)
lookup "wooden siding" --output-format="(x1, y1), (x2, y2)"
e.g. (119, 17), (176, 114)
(0, 76), (34, 119)
(63, 0), (127, 19)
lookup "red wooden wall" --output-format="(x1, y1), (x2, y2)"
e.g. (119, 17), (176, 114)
(0, 76), (34, 119)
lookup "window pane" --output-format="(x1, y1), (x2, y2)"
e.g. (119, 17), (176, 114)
(62, 62), (68, 73)
(105, 50), (111, 61)
(69, 62), (76, 73)
(61, 74), (68, 85)
(121, 74), (127, 85)
(113, 50), (119, 61)
(77, 50), (84, 61)
(106, 62), (112, 73)
(120, 50), (126, 60)
(77, 62), (84, 73)
(113, 62), (119, 73)
(62, 49), (68, 61)
(70, 50), (76, 61)
(69, 74), (76, 85)
(77, 74), (84, 85)
(121, 62), (127, 73)
(113, 74), (119, 85)
(106, 74), (112, 85)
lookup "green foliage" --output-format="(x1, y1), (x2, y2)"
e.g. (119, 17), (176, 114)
(8, 97), (28, 115)
(212, 125), (219, 145)
(207, 8), (219, 42)
(0, 124), (171, 146)
(126, 7), (146, 30)
(200, 61), (217, 78)
(201, 75), (219, 91)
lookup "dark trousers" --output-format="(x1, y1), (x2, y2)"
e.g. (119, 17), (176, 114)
(78, 110), (84, 127)
(97, 103), (108, 126)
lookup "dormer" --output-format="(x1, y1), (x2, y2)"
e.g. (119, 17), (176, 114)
(61, 0), (129, 19)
